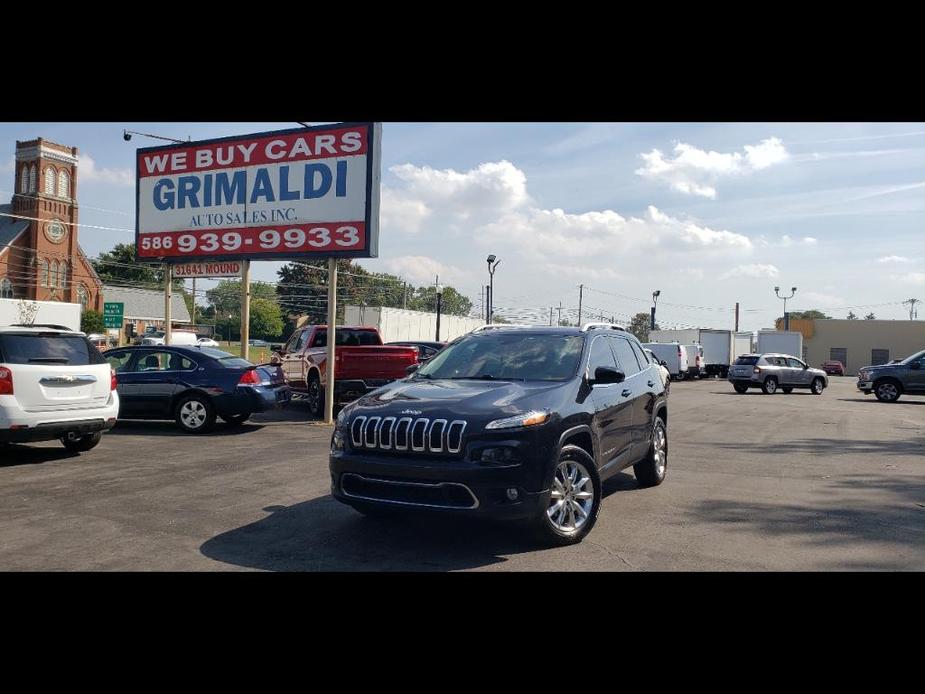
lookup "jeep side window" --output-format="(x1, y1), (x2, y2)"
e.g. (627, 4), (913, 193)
(610, 336), (642, 376)
(587, 336), (617, 376)
(629, 340), (649, 368)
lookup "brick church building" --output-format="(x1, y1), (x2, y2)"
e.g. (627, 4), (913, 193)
(0, 138), (103, 311)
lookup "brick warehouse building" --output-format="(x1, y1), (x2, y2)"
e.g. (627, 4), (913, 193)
(0, 138), (102, 311)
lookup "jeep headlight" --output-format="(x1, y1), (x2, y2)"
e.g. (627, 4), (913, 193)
(336, 407), (349, 428)
(485, 410), (550, 430)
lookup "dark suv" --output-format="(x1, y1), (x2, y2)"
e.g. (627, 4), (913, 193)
(329, 324), (669, 546)
(857, 349), (925, 402)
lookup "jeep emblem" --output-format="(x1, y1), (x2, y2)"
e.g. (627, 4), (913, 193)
(401, 409), (422, 415)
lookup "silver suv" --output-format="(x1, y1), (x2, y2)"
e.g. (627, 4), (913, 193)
(728, 353), (828, 395)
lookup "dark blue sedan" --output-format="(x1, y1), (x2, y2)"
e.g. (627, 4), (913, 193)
(103, 346), (291, 433)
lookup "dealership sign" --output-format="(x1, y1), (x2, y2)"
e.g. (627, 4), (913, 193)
(135, 122), (381, 262)
(172, 261), (243, 279)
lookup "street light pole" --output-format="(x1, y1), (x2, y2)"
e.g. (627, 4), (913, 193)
(651, 290), (661, 331)
(774, 286), (797, 330)
(486, 255), (500, 324)
(435, 284), (443, 341)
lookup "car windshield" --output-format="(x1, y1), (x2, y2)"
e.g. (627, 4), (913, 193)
(416, 332), (584, 381)
(734, 356), (759, 365)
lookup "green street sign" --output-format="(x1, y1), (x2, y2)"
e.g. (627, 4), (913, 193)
(103, 302), (124, 329)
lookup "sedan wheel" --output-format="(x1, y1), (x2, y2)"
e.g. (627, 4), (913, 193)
(175, 395), (216, 433)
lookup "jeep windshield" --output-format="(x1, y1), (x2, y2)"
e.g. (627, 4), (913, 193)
(415, 332), (584, 382)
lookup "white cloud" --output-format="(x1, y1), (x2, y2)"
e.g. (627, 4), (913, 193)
(380, 187), (431, 234)
(78, 153), (133, 186)
(720, 264), (780, 280)
(877, 255), (915, 264)
(801, 291), (844, 306)
(636, 137), (789, 198)
(757, 235), (819, 248)
(897, 272), (925, 285)
(376, 255), (468, 287)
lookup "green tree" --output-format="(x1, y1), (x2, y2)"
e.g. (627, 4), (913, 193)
(628, 312), (658, 342)
(91, 243), (181, 289)
(846, 311), (858, 319)
(81, 309), (104, 334)
(206, 280), (284, 339)
(781, 309), (830, 321)
(408, 286), (473, 317)
(864, 312), (876, 320)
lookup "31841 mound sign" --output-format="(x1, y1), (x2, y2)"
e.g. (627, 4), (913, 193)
(135, 122), (382, 263)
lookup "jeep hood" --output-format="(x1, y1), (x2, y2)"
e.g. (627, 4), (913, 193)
(348, 378), (567, 418)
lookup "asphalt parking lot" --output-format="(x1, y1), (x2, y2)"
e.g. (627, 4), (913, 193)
(1, 378), (922, 571)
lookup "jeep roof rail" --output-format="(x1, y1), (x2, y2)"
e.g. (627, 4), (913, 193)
(471, 323), (539, 332)
(581, 322), (627, 333)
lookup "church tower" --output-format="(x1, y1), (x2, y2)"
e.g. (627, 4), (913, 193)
(14, 138), (80, 304)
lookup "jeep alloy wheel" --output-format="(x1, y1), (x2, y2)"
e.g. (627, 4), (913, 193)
(547, 459), (595, 534)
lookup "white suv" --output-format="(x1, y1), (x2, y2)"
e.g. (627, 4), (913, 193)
(0, 326), (120, 453)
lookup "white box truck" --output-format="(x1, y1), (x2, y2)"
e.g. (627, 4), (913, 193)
(343, 305), (485, 344)
(733, 332), (753, 361)
(757, 330), (804, 358)
(649, 328), (735, 378)
(0, 298), (82, 332)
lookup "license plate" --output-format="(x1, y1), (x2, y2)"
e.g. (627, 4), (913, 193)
(45, 385), (92, 399)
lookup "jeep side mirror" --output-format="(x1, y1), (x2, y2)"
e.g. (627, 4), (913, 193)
(591, 366), (625, 385)
(406, 363), (420, 375)
(803, 364), (808, 369)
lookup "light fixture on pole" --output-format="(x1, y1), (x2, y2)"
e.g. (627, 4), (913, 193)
(651, 290), (661, 330)
(122, 129), (190, 144)
(435, 284), (444, 341)
(487, 255), (501, 324)
(774, 286), (797, 330)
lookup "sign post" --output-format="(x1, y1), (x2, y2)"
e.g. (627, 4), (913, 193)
(241, 260), (251, 361)
(325, 258), (337, 424)
(164, 265), (172, 345)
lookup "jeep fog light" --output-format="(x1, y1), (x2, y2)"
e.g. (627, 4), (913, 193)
(480, 446), (516, 464)
(506, 488), (519, 501)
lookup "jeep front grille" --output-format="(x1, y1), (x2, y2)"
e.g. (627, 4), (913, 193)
(350, 416), (467, 455)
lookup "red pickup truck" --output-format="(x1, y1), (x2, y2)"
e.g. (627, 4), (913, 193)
(272, 325), (419, 415)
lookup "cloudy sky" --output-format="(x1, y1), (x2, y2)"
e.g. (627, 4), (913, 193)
(2, 122), (924, 331)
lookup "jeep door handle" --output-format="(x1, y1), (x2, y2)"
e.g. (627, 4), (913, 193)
(621, 389), (632, 398)
(647, 380), (655, 387)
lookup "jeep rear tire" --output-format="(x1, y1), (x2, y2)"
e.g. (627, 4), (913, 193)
(532, 445), (601, 547)
(634, 416), (668, 488)
(733, 384), (749, 393)
(762, 377), (778, 394)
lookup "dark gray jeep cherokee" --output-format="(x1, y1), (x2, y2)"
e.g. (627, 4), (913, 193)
(857, 348), (925, 402)
(329, 324), (669, 546)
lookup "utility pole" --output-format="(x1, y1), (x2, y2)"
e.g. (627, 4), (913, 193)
(403, 281), (408, 309)
(549, 307), (554, 326)
(735, 302), (740, 332)
(164, 265), (172, 346)
(191, 278), (197, 326)
(557, 302), (563, 326)
(578, 284), (584, 325)
(240, 260), (251, 361)
(903, 298), (921, 320)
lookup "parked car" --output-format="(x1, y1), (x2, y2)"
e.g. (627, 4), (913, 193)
(641, 342), (689, 380)
(249, 339), (271, 347)
(140, 331), (199, 346)
(103, 345), (290, 433)
(196, 337), (220, 347)
(386, 340), (446, 363)
(330, 324), (669, 546)
(0, 326), (119, 452)
(857, 349), (925, 402)
(727, 353), (828, 394)
(821, 360), (845, 376)
(272, 325), (419, 416)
